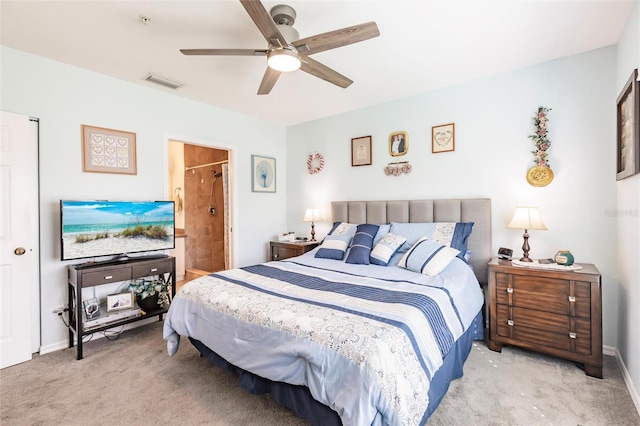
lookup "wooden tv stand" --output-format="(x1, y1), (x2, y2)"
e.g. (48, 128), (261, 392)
(67, 256), (176, 360)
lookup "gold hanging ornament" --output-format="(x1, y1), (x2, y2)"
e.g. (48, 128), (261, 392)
(526, 107), (554, 187)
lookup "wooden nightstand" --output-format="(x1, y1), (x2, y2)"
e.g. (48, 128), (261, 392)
(270, 240), (319, 261)
(487, 258), (603, 378)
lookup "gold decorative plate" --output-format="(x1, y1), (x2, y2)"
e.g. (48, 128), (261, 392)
(526, 165), (554, 187)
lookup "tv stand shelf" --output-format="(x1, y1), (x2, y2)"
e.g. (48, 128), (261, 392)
(67, 256), (176, 360)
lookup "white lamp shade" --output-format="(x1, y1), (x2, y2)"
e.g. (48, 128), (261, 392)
(506, 207), (547, 230)
(303, 208), (323, 222)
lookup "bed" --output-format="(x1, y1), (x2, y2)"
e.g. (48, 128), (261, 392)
(164, 198), (491, 425)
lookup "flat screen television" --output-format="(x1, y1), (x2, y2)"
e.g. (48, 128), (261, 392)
(60, 200), (175, 262)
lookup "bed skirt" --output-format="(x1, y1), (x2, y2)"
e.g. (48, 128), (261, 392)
(188, 311), (484, 425)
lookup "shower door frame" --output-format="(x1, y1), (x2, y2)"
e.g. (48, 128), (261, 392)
(164, 134), (235, 270)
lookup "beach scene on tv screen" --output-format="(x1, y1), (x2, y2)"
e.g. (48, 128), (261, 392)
(62, 201), (174, 260)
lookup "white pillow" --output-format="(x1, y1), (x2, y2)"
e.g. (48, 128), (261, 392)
(370, 233), (406, 266)
(315, 234), (352, 260)
(398, 237), (460, 276)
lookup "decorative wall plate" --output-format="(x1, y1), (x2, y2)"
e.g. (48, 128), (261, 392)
(526, 165), (554, 187)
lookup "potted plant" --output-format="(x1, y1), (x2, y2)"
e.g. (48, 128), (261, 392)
(128, 276), (170, 313)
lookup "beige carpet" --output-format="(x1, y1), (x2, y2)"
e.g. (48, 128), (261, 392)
(1, 322), (638, 425)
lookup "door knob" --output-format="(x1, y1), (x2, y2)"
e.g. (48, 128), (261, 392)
(14, 247), (26, 256)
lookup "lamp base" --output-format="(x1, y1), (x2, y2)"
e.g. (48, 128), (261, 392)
(310, 223), (316, 242)
(519, 230), (533, 262)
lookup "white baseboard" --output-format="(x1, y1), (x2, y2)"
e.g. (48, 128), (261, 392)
(604, 344), (640, 415)
(39, 340), (69, 355)
(39, 316), (160, 356)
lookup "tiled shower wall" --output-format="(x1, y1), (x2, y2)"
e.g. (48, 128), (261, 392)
(183, 145), (227, 272)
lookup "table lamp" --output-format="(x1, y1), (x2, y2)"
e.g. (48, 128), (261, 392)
(506, 206), (547, 262)
(303, 208), (323, 241)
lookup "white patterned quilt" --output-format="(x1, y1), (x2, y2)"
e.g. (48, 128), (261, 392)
(164, 254), (483, 426)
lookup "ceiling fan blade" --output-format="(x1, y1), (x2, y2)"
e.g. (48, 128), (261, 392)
(239, 0), (288, 48)
(180, 49), (268, 56)
(293, 21), (379, 56)
(257, 67), (282, 95)
(300, 56), (352, 89)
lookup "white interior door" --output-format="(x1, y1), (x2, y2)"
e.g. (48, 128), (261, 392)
(0, 111), (37, 368)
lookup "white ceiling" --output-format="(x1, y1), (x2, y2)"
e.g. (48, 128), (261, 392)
(0, 1), (634, 126)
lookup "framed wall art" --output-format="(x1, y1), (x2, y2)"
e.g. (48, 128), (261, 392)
(351, 135), (372, 166)
(432, 123), (455, 153)
(389, 131), (408, 157)
(251, 154), (276, 193)
(82, 125), (137, 175)
(616, 68), (639, 181)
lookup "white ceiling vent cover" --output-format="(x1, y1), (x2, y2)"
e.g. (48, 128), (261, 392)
(143, 73), (183, 89)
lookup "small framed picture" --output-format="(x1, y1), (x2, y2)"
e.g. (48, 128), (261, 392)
(251, 155), (276, 193)
(616, 68), (639, 181)
(81, 125), (137, 175)
(389, 131), (408, 156)
(351, 135), (372, 166)
(106, 292), (134, 312)
(432, 123), (455, 153)
(82, 297), (100, 319)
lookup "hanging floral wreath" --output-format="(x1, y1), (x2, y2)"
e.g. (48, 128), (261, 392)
(528, 107), (552, 167)
(384, 162), (412, 176)
(307, 152), (324, 175)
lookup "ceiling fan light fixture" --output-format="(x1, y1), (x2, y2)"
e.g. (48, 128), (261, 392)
(267, 48), (301, 72)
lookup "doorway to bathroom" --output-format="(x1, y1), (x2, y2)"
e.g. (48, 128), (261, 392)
(168, 140), (231, 285)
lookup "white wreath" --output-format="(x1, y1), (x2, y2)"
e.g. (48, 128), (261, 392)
(307, 152), (324, 175)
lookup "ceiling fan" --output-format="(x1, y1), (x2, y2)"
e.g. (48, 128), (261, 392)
(180, 0), (380, 95)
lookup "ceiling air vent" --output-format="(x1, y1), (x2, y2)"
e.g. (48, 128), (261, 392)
(143, 73), (183, 89)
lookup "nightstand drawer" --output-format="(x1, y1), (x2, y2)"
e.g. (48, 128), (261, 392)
(270, 241), (318, 261)
(272, 245), (302, 260)
(496, 272), (568, 313)
(496, 305), (591, 338)
(500, 324), (592, 355)
(495, 272), (591, 317)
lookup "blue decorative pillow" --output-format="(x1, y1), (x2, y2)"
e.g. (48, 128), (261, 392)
(345, 224), (380, 265)
(370, 233), (407, 266)
(390, 222), (474, 261)
(315, 234), (352, 260)
(389, 222), (437, 252)
(398, 237), (460, 276)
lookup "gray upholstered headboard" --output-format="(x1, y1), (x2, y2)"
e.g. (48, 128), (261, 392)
(331, 198), (492, 284)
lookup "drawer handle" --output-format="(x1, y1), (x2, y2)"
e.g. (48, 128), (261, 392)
(507, 320), (514, 326)
(104, 275), (113, 280)
(568, 296), (576, 302)
(150, 268), (158, 272)
(506, 288), (513, 294)
(569, 332), (577, 339)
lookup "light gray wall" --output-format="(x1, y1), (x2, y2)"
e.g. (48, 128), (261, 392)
(615, 1), (640, 403)
(286, 46), (621, 349)
(1, 46), (288, 351)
